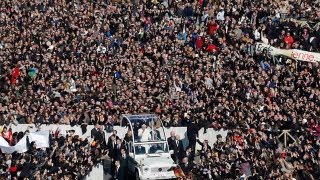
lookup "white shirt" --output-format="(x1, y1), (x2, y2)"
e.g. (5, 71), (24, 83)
(254, 29), (261, 40)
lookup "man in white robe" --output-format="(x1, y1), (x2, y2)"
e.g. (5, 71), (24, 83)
(138, 124), (151, 142)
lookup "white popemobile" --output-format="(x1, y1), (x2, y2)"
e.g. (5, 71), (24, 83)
(120, 114), (177, 180)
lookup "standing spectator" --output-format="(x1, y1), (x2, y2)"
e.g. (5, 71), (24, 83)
(284, 32), (294, 48)
(119, 148), (129, 180)
(187, 121), (200, 151)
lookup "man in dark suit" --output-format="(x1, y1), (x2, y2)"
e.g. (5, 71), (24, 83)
(119, 148), (129, 180)
(172, 135), (184, 163)
(91, 124), (100, 139)
(112, 160), (125, 180)
(97, 127), (107, 148)
(108, 135), (118, 158)
(107, 134), (118, 176)
(135, 145), (146, 154)
(187, 120), (200, 151)
(114, 138), (125, 160)
(167, 131), (176, 149)
(167, 131), (176, 161)
(108, 130), (119, 143)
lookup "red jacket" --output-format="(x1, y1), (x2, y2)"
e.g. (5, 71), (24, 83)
(195, 37), (204, 49)
(284, 35), (294, 46)
(10, 68), (20, 85)
(208, 22), (219, 36)
(206, 44), (219, 53)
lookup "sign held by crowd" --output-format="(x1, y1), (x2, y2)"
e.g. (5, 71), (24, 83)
(256, 42), (320, 63)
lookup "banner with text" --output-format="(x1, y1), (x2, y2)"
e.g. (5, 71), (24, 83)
(256, 42), (320, 63)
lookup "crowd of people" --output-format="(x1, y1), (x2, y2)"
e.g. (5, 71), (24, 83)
(0, 0), (319, 179)
(0, 128), (107, 180)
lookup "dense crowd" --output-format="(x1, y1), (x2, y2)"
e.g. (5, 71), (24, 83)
(0, 0), (319, 179)
(0, 128), (107, 180)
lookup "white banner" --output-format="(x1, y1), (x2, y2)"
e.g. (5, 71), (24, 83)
(29, 131), (50, 149)
(0, 131), (49, 154)
(256, 42), (320, 63)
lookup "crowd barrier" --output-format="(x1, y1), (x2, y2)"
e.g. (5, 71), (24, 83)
(6, 124), (228, 149)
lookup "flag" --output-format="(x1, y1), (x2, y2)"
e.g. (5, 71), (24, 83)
(28, 131), (50, 148)
(54, 127), (60, 138)
(174, 166), (185, 178)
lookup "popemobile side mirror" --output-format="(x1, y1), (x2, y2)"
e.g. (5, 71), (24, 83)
(129, 152), (134, 157)
(169, 150), (174, 155)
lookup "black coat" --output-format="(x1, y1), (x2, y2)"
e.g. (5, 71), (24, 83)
(187, 122), (199, 141)
(91, 128), (99, 139)
(119, 154), (129, 168)
(113, 165), (125, 180)
(167, 137), (176, 150)
(172, 140), (184, 159)
(19, 162), (36, 178)
(108, 141), (118, 159)
(179, 162), (194, 175)
(114, 144), (126, 160)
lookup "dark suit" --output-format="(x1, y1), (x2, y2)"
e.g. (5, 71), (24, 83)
(167, 137), (176, 161)
(119, 154), (129, 180)
(112, 165), (125, 180)
(114, 143), (126, 160)
(171, 139), (184, 162)
(187, 122), (199, 150)
(108, 140), (118, 159)
(108, 134), (119, 144)
(91, 128), (99, 139)
(167, 137), (176, 150)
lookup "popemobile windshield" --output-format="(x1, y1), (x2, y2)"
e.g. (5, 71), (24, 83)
(121, 114), (177, 180)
